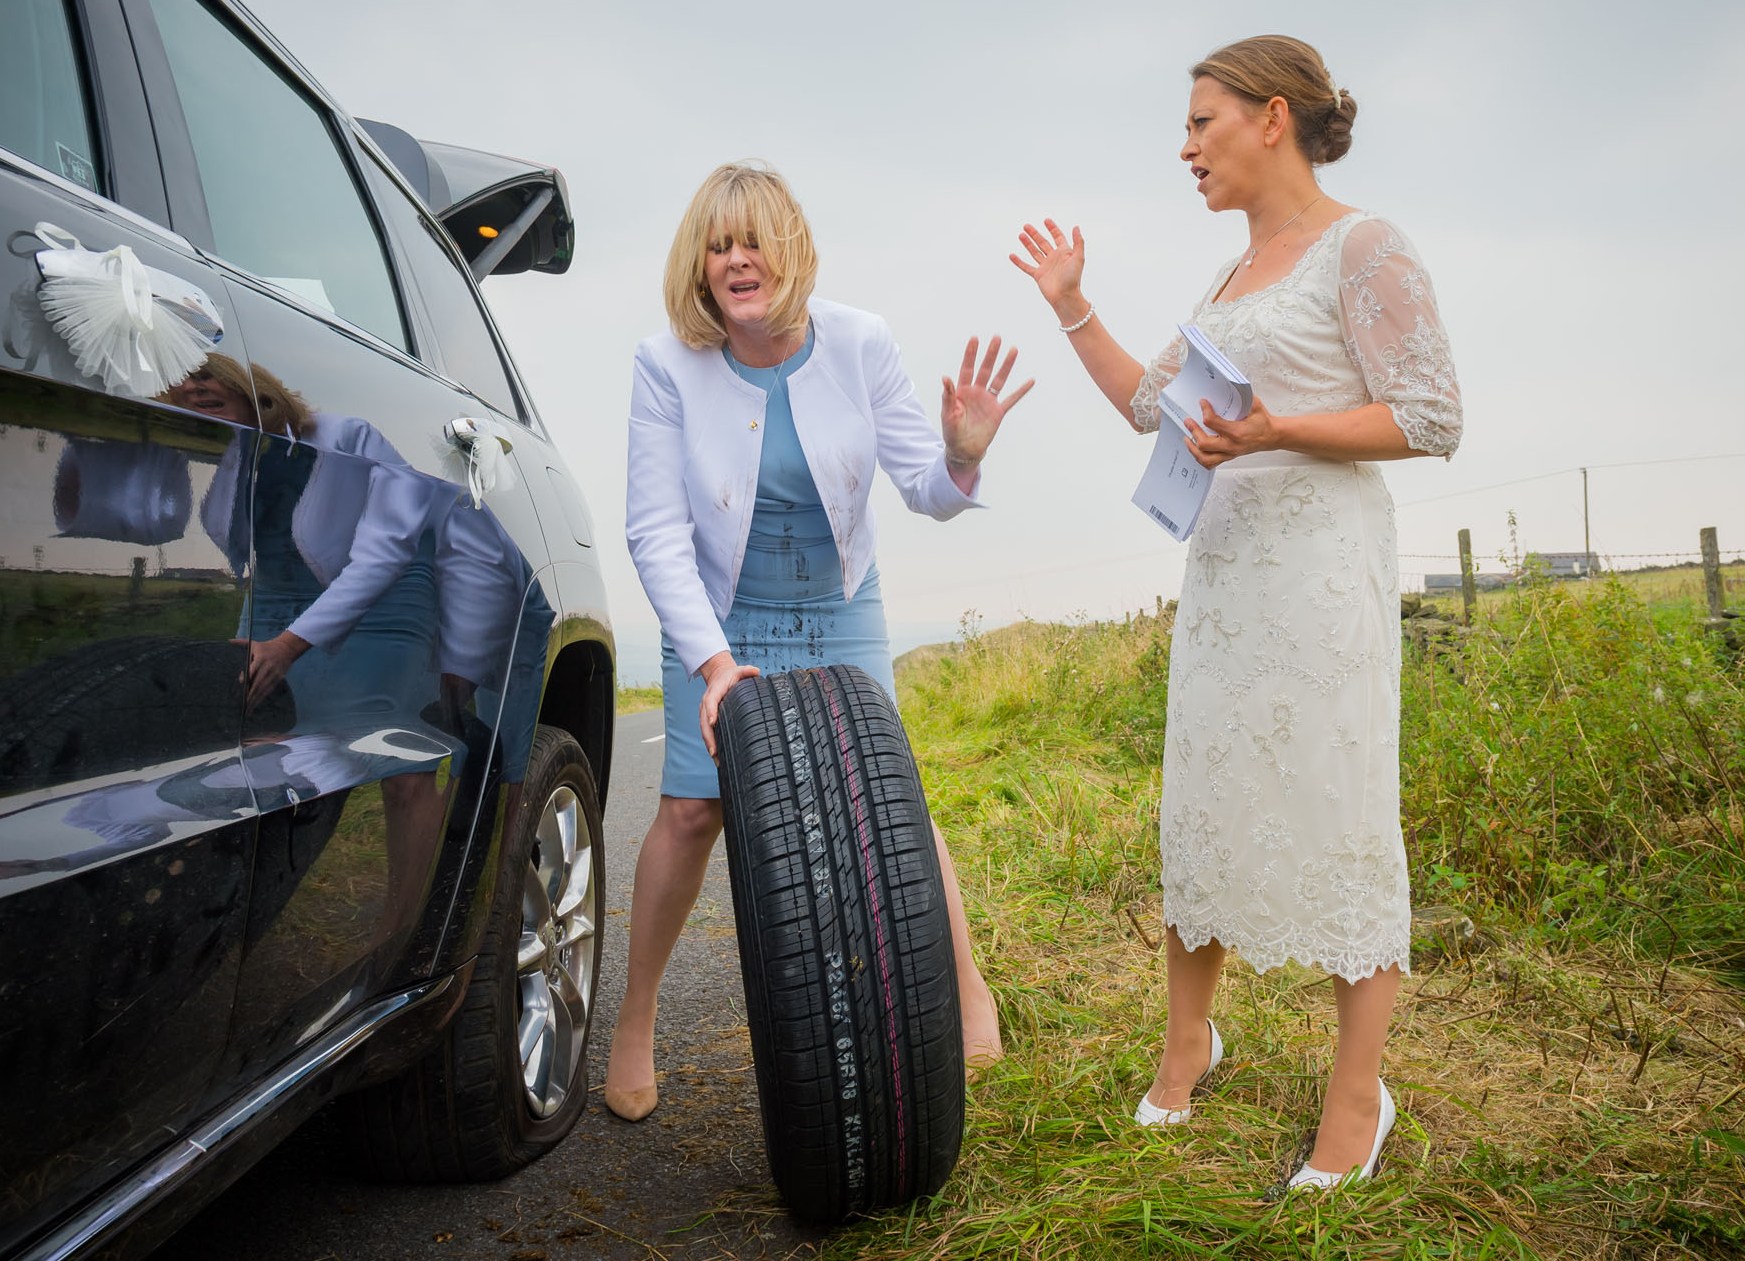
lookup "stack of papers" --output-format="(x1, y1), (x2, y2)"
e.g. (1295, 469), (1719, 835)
(1130, 324), (1252, 541)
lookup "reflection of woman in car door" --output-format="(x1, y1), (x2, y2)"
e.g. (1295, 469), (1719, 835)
(187, 358), (435, 722)
(171, 356), (448, 934)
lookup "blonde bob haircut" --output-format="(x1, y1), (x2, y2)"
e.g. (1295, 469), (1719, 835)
(160, 353), (314, 438)
(663, 162), (818, 350)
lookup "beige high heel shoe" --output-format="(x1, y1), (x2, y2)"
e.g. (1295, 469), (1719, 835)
(603, 1082), (659, 1123)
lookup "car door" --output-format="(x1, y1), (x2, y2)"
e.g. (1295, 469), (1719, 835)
(0, 0), (262, 1248)
(128, 0), (559, 1080)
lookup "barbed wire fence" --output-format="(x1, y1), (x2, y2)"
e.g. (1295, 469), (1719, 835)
(1393, 453), (1745, 605)
(1404, 550), (1745, 565)
(1401, 546), (1745, 591)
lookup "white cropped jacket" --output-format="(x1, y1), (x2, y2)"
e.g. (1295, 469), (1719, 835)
(625, 299), (980, 677)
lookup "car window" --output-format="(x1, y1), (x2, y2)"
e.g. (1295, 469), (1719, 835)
(359, 155), (522, 419)
(147, 0), (406, 351)
(0, 0), (103, 194)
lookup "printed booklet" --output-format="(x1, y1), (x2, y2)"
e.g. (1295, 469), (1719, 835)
(1130, 324), (1252, 541)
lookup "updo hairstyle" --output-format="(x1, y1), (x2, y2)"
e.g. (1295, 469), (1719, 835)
(1191, 35), (1357, 165)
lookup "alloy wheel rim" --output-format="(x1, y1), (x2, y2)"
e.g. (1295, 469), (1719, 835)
(515, 782), (597, 1118)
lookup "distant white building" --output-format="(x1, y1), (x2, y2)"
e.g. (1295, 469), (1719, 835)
(1424, 552), (1599, 590)
(1424, 572), (1510, 592)
(1535, 552), (1602, 578)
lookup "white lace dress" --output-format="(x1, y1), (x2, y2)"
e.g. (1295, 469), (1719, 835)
(1132, 212), (1462, 982)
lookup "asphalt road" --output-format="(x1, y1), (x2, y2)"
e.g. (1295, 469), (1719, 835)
(169, 708), (831, 1261)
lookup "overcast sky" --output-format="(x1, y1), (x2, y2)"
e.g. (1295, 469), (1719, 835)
(248, 0), (1745, 681)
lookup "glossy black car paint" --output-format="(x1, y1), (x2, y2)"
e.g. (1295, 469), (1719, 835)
(0, 2), (612, 1257)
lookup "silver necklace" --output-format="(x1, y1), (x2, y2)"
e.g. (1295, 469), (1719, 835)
(1243, 194), (1322, 268)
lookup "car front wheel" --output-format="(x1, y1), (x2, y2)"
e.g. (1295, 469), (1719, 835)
(344, 725), (603, 1180)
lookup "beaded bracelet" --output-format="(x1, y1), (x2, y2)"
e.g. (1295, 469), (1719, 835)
(1058, 305), (1095, 333)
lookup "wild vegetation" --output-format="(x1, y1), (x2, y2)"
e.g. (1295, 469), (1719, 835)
(813, 568), (1745, 1259)
(615, 684), (664, 716)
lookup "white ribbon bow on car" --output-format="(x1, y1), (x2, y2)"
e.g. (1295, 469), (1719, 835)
(31, 221), (223, 395)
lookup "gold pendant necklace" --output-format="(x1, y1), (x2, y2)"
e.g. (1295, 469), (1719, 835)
(740, 330), (803, 431)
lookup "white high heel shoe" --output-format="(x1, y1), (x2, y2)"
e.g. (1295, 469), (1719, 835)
(1133, 1018), (1224, 1126)
(1287, 1077), (1395, 1190)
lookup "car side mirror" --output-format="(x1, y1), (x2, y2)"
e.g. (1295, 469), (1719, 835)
(359, 120), (573, 281)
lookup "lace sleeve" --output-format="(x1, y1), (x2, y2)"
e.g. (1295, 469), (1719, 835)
(1132, 260), (1240, 434)
(1338, 218), (1463, 458)
(1130, 332), (1186, 434)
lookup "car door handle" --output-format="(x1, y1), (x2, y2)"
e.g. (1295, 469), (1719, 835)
(443, 416), (514, 508)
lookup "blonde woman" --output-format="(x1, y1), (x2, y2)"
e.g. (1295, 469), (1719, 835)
(1013, 36), (1462, 1188)
(606, 162), (1027, 1122)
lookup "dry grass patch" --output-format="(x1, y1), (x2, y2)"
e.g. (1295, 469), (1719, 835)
(822, 894), (1745, 1258)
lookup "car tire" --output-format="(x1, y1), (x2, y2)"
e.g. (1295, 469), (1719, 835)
(715, 664), (964, 1223)
(343, 724), (603, 1181)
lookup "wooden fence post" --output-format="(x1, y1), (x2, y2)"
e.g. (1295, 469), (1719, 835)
(1701, 526), (1723, 619)
(1700, 526), (1740, 651)
(1458, 529), (1476, 626)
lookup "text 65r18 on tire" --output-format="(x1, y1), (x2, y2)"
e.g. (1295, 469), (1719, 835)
(716, 664), (963, 1224)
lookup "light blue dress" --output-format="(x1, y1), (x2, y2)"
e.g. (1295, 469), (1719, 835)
(660, 325), (897, 798)
(246, 437), (440, 736)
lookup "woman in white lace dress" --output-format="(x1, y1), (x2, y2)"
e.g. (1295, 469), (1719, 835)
(1012, 35), (1461, 1189)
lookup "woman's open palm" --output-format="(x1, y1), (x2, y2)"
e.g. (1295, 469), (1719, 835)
(941, 335), (1033, 466)
(1010, 219), (1085, 308)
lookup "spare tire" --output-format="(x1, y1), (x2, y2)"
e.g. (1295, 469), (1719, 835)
(715, 664), (963, 1224)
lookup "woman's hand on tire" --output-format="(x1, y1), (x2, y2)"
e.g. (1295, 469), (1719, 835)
(698, 651), (760, 759)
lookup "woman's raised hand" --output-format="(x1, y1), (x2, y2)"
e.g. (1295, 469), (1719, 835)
(940, 335), (1033, 483)
(1010, 219), (1087, 317)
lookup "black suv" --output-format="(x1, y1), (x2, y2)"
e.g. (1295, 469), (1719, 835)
(0, 2), (614, 1257)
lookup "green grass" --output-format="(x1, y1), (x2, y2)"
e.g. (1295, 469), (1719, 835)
(815, 575), (1745, 1259)
(0, 569), (241, 673)
(617, 685), (662, 716)
(1467, 561), (1744, 630)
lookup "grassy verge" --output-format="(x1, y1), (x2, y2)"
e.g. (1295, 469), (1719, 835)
(1471, 561), (1743, 628)
(818, 578), (1745, 1259)
(617, 685), (662, 716)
